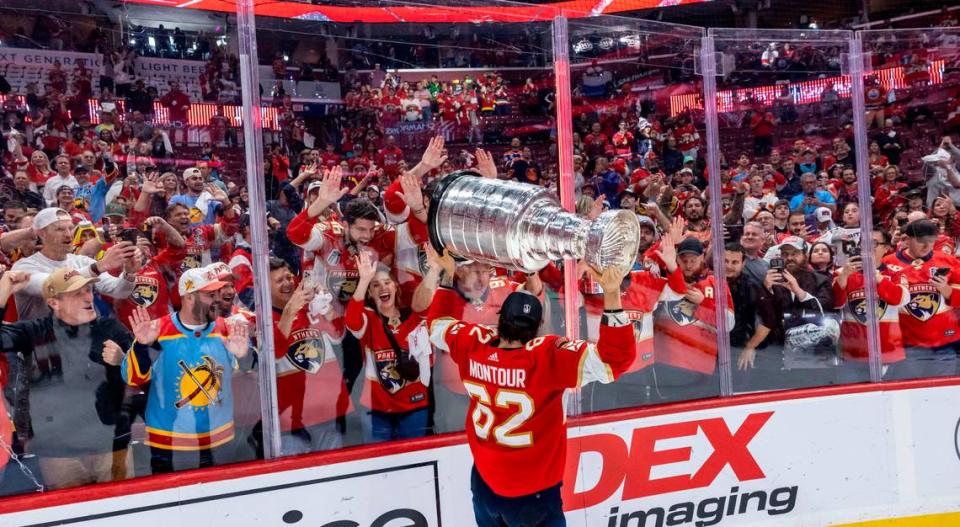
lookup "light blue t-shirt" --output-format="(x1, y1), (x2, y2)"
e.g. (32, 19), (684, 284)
(170, 193), (222, 226)
(789, 190), (835, 216)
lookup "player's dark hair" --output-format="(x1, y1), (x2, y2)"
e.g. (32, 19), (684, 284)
(342, 199), (380, 225)
(497, 318), (539, 344)
(268, 257), (289, 272)
(423, 178), (440, 202)
(725, 242), (746, 255)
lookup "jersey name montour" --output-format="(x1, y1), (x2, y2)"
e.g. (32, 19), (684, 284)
(468, 360), (527, 388)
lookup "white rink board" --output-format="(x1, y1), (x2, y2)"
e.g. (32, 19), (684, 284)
(2, 383), (959, 527)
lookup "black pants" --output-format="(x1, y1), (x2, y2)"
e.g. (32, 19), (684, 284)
(150, 444), (228, 474)
(471, 466), (565, 527)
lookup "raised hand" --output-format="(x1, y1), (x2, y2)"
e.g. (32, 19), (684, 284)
(669, 215), (686, 242)
(425, 243), (455, 278)
(141, 173), (164, 194)
(595, 265), (628, 296)
(356, 251), (378, 283)
(223, 318), (250, 358)
(206, 184), (229, 203)
(0, 270), (31, 304)
(395, 172), (425, 213)
(101, 339), (125, 366)
(307, 166), (349, 218)
(128, 306), (160, 345)
(588, 194), (606, 220)
(655, 231), (677, 271)
(100, 241), (137, 273)
(476, 148), (497, 179)
(420, 136), (447, 171)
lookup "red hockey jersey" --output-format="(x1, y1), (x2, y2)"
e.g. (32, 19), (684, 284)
(653, 272), (734, 374)
(881, 249), (960, 348)
(344, 299), (428, 413)
(833, 270), (909, 362)
(428, 287), (634, 497)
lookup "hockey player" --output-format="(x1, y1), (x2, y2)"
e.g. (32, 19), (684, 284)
(426, 250), (634, 526)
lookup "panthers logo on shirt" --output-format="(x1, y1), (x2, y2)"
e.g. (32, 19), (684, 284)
(189, 207), (205, 223)
(905, 289), (941, 321)
(286, 328), (325, 374)
(327, 270), (359, 303)
(848, 289), (888, 324)
(373, 348), (405, 394)
(131, 280), (159, 307)
(181, 253), (202, 271)
(664, 299), (697, 326)
(175, 356), (224, 409)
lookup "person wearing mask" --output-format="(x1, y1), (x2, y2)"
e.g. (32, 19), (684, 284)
(881, 219), (960, 378)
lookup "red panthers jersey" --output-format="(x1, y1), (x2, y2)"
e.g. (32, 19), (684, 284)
(834, 270), (909, 362)
(428, 287), (634, 497)
(653, 272), (734, 374)
(286, 210), (396, 307)
(881, 249), (960, 348)
(344, 299), (428, 413)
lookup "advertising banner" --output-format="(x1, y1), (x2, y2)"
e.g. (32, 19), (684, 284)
(2, 383), (959, 527)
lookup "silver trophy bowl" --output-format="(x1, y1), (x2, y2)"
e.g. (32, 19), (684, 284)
(428, 171), (640, 274)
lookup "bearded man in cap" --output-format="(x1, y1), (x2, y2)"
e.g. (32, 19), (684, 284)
(121, 266), (250, 474)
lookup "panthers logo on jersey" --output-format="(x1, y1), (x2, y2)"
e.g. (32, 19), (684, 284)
(373, 348), (405, 394)
(664, 299), (697, 326)
(328, 270), (359, 303)
(851, 298), (888, 324)
(131, 282), (159, 307)
(905, 291), (941, 321)
(286, 328), (326, 374)
(189, 207), (205, 224)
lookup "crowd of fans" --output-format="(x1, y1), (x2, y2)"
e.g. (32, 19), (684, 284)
(0, 14), (957, 501)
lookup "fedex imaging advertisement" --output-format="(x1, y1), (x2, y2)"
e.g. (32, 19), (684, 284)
(2, 382), (959, 526)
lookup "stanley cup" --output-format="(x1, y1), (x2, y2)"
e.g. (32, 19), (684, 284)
(428, 171), (640, 274)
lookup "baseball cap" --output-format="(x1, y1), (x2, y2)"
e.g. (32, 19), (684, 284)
(499, 291), (543, 329)
(206, 262), (233, 282)
(42, 267), (99, 299)
(904, 219), (939, 239)
(778, 235), (808, 252)
(676, 237), (704, 256)
(103, 202), (126, 218)
(179, 267), (230, 296)
(815, 207), (832, 223)
(683, 155), (695, 164)
(306, 180), (323, 194)
(368, 185), (381, 194)
(33, 208), (72, 231)
(183, 167), (202, 180)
